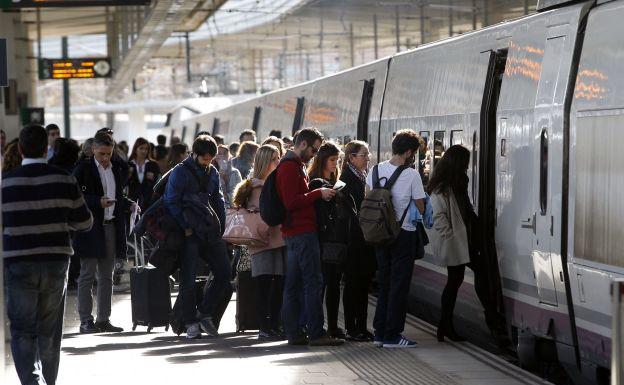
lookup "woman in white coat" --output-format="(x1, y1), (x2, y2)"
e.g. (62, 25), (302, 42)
(427, 145), (497, 342)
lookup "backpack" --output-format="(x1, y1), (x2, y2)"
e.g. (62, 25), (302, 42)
(359, 164), (409, 245)
(135, 161), (213, 242)
(259, 158), (300, 227)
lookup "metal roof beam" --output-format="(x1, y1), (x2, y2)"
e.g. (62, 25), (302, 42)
(106, 0), (226, 100)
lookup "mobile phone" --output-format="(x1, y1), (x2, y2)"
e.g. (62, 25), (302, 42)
(333, 180), (346, 191)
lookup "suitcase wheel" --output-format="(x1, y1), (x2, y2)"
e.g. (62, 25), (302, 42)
(132, 323), (137, 331)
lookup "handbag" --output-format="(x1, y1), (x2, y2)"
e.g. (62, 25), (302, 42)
(321, 242), (348, 265)
(236, 246), (252, 273)
(223, 207), (270, 247)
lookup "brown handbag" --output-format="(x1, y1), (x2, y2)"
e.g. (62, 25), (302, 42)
(223, 207), (270, 247)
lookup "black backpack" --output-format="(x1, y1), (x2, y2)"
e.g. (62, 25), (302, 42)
(259, 158), (300, 226)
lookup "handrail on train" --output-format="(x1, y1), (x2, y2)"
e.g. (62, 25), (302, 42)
(611, 279), (624, 385)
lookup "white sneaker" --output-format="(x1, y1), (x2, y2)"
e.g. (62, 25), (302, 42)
(186, 323), (201, 339)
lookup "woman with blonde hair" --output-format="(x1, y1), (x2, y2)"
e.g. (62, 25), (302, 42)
(233, 144), (285, 340)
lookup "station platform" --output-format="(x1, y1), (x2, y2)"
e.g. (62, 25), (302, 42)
(5, 290), (553, 385)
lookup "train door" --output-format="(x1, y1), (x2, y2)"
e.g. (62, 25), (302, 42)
(479, 48), (508, 326)
(531, 34), (567, 307)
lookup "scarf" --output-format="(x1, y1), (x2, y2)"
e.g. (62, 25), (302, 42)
(348, 163), (366, 185)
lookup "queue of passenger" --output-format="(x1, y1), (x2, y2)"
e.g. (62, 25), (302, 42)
(2, 121), (505, 385)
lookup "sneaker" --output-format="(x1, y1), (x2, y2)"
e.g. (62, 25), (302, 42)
(309, 334), (345, 346)
(95, 321), (123, 333)
(79, 320), (99, 334)
(186, 323), (202, 339)
(347, 332), (371, 342)
(373, 334), (384, 347)
(287, 334), (309, 346)
(328, 328), (347, 340)
(199, 316), (218, 337)
(258, 329), (285, 341)
(382, 335), (417, 348)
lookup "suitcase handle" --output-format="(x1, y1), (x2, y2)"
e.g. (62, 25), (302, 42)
(134, 233), (145, 267)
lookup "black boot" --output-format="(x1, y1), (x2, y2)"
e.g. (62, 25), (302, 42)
(437, 318), (466, 342)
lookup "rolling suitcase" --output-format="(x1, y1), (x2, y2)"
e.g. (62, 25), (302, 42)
(236, 270), (261, 332)
(130, 235), (172, 332)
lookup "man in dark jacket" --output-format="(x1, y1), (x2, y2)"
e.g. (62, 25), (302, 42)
(73, 132), (134, 333)
(3, 124), (93, 385)
(163, 135), (229, 339)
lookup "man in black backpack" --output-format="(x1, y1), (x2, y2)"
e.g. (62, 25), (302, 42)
(163, 135), (229, 339)
(365, 129), (425, 348)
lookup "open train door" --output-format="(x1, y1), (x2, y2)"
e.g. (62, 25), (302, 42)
(477, 48), (509, 335)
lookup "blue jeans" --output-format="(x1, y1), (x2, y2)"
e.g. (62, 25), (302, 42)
(5, 258), (69, 385)
(373, 230), (417, 342)
(179, 236), (231, 324)
(283, 233), (325, 340)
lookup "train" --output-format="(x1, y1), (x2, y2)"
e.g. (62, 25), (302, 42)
(165, 1), (624, 383)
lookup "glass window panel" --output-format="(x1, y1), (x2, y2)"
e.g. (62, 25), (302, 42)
(574, 114), (624, 267)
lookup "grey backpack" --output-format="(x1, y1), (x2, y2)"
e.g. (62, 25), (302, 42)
(359, 165), (409, 245)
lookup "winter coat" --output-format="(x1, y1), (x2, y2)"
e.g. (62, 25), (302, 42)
(128, 159), (160, 210)
(429, 190), (470, 267)
(72, 157), (132, 259)
(340, 166), (376, 275)
(163, 155), (225, 235)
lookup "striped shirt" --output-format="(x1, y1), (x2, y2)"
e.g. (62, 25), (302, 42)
(2, 161), (93, 260)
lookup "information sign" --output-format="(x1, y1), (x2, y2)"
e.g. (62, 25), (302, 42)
(39, 58), (112, 80)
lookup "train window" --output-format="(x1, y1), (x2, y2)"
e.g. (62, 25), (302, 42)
(539, 128), (548, 216)
(181, 126), (187, 143)
(292, 97), (305, 135)
(212, 118), (220, 136)
(419, 131), (430, 149)
(574, 114), (624, 268)
(194, 123), (201, 139)
(433, 131), (445, 166)
(357, 79), (375, 141)
(252, 106), (261, 132)
(165, 113), (172, 127)
(451, 130), (463, 145)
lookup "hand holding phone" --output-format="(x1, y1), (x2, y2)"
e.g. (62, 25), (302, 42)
(332, 180), (346, 191)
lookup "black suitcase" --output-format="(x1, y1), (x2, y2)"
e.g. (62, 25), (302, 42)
(236, 270), (261, 332)
(129, 235), (171, 332)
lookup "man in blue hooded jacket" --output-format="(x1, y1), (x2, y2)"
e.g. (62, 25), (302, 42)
(164, 135), (230, 339)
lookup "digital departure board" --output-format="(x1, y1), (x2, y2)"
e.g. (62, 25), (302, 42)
(2, 0), (150, 8)
(38, 58), (112, 80)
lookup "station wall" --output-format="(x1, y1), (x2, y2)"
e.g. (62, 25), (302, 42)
(0, 12), (36, 141)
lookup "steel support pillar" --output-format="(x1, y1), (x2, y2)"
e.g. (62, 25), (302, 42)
(185, 32), (191, 83)
(374, 14), (379, 59)
(62, 37), (70, 138)
(395, 6), (400, 52)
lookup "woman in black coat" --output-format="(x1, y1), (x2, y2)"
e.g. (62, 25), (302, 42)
(128, 137), (161, 210)
(340, 140), (376, 341)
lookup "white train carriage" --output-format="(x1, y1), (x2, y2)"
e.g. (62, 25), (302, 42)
(170, 1), (623, 383)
